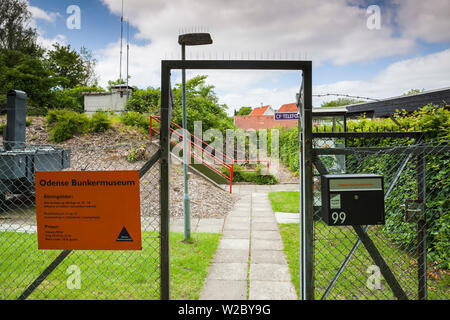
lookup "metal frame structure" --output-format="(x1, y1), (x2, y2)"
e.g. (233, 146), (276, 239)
(159, 59), (312, 300)
(306, 116), (450, 299)
(16, 149), (161, 300)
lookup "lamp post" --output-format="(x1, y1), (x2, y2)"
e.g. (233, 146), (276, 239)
(178, 32), (213, 241)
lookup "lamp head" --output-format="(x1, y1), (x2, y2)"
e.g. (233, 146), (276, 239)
(178, 33), (213, 46)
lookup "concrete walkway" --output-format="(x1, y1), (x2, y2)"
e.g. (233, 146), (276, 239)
(199, 184), (298, 300)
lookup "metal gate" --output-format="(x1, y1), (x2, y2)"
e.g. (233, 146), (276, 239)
(0, 141), (162, 299)
(299, 95), (450, 299)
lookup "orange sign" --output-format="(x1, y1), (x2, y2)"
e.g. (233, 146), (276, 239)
(35, 170), (141, 250)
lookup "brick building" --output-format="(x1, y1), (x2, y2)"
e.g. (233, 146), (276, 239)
(234, 103), (298, 130)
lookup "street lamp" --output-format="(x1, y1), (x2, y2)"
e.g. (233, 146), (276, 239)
(178, 32), (213, 241)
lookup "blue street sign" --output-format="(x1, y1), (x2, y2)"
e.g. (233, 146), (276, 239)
(274, 112), (299, 120)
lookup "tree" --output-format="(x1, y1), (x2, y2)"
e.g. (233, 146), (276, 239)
(321, 97), (363, 108)
(0, 0), (40, 55)
(402, 89), (424, 96)
(47, 43), (97, 89)
(125, 87), (160, 113)
(79, 46), (98, 86)
(50, 84), (104, 112)
(171, 75), (234, 134)
(0, 0), (99, 113)
(0, 49), (62, 112)
(0, 0), (45, 112)
(107, 78), (126, 91)
(236, 106), (252, 116)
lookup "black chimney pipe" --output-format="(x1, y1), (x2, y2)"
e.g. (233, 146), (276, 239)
(4, 90), (27, 151)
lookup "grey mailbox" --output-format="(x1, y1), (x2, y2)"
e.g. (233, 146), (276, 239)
(321, 174), (385, 226)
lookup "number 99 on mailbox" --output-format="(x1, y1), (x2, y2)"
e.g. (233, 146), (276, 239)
(320, 174), (385, 226)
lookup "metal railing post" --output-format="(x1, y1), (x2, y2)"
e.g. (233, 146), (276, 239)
(230, 163), (234, 193)
(301, 62), (314, 300)
(149, 116), (153, 143)
(416, 144), (427, 300)
(160, 62), (171, 300)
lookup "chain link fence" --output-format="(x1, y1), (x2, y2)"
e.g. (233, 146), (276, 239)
(311, 136), (449, 300)
(0, 141), (161, 299)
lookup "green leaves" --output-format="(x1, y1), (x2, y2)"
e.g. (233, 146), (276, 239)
(125, 87), (161, 113)
(171, 75), (234, 135)
(47, 43), (96, 89)
(276, 104), (450, 267)
(46, 110), (112, 143)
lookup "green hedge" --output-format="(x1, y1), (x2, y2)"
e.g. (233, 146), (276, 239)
(221, 164), (278, 185)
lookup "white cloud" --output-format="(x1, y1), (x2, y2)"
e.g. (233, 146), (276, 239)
(94, 0), (450, 112)
(95, 39), (450, 113)
(26, 2), (64, 50)
(394, 0), (450, 43)
(29, 5), (60, 24)
(37, 34), (66, 50)
(101, 0), (416, 66)
(313, 49), (450, 106)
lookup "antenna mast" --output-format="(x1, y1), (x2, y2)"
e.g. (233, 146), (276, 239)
(119, 0), (124, 82)
(126, 19), (130, 97)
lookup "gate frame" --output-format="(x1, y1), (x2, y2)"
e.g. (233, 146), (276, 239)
(160, 59), (312, 300)
(307, 125), (437, 299)
(17, 149), (162, 300)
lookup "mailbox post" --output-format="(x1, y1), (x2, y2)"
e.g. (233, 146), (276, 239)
(321, 174), (385, 226)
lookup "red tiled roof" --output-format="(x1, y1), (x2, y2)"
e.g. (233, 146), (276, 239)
(278, 103), (297, 113)
(234, 115), (297, 130)
(249, 105), (270, 116)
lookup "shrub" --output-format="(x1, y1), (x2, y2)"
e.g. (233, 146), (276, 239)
(46, 109), (90, 143)
(120, 111), (149, 132)
(221, 164), (278, 185)
(90, 111), (112, 133)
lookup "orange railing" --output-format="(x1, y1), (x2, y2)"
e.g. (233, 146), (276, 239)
(150, 115), (270, 193)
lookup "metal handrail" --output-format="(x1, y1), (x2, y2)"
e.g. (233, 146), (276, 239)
(150, 115), (233, 192)
(150, 115), (271, 193)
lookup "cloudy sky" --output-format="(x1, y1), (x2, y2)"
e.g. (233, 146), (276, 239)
(29, 0), (450, 113)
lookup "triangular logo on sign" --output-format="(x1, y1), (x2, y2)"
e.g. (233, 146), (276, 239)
(116, 227), (133, 242)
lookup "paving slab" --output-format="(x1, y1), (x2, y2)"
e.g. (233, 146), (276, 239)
(251, 216), (276, 223)
(200, 280), (247, 300)
(250, 250), (287, 264)
(213, 249), (249, 263)
(199, 185), (298, 300)
(251, 230), (281, 240)
(226, 217), (250, 224)
(222, 229), (250, 239)
(249, 263), (292, 281)
(218, 238), (250, 250)
(206, 263), (248, 281)
(227, 210), (251, 218)
(223, 221), (251, 231)
(252, 210), (272, 217)
(252, 222), (279, 231)
(249, 280), (297, 300)
(251, 238), (284, 251)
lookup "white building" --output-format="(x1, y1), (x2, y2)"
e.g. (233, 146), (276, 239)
(83, 85), (133, 114)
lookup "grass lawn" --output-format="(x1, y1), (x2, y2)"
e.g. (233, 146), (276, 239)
(268, 191), (299, 212)
(271, 191), (449, 300)
(0, 231), (220, 300)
